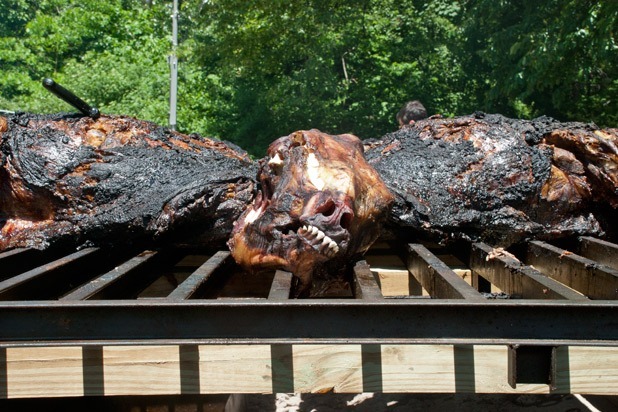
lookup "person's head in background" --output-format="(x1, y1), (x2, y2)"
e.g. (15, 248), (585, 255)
(396, 100), (428, 127)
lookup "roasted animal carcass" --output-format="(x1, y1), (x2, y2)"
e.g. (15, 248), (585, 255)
(365, 113), (618, 246)
(0, 112), (256, 251)
(227, 130), (394, 294)
(2, 111), (617, 295)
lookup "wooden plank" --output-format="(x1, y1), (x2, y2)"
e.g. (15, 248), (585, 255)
(167, 251), (230, 300)
(526, 240), (618, 299)
(406, 244), (485, 301)
(353, 260), (383, 300)
(380, 344), (549, 393)
(268, 270), (293, 300)
(553, 346), (618, 394)
(292, 345), (363, 393)
(61, 250), (159, 300)
(365, 254), (424, 296)
(579, 236), (618, 270)
(5, 344), (618, 396)
(103, 346), (181, 396)
(470, 243), (587, 300)
(5, 347), (84, 398)
(198, 345), (272, 394)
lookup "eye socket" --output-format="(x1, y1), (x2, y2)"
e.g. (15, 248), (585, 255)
(318, 200), (336, 217)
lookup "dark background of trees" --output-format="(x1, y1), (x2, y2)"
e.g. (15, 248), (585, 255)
(1, 0), (616, 156)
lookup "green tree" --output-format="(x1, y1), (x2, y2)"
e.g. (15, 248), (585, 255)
(1, 0), (615, 156)
(0, 1), (171, 121)
(195, 0), (470, 153)
(462, 0), (618, 126)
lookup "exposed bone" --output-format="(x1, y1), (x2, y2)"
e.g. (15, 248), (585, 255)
(306, 152), (326, 190)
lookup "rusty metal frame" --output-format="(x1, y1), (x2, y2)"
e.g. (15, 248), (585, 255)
(0, 237), (617, 348)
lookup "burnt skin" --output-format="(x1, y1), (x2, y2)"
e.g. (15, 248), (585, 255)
(227, 129), (394, 294)
(0, 112), (256, 251)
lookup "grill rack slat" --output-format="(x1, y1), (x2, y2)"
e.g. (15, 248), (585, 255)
(526, 240), (618, 300)
(167, 251), (231, 300)
(579, 236), (618, 270)
(0, 247), (102, 300)
(61, 250), (160, 301)
(353, 260), (384, 301)
(268, 270), (293, 300)
(0, 237), (617, 346)
(470, 242), (587, 300)
(406, 243), (485, 301)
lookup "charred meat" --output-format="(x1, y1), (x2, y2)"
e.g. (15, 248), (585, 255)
(0, 112), (256, 251)
(366, 113), (618, 246)
(1, 111), (617, 295)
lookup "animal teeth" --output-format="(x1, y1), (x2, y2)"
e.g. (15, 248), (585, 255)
(297, 224), (339, 256)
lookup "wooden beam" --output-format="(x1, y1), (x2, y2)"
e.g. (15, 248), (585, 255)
(526, 241), (618, 299)
(470, 242), (587, 300)
(3, 344), (618, 397)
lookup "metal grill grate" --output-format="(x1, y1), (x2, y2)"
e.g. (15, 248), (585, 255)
(0, 236), (617, 346)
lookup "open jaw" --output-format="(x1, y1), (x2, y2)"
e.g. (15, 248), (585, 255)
(227, 129), (394, 295)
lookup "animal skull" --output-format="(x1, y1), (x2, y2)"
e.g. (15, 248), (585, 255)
(227, 129), (394, 294)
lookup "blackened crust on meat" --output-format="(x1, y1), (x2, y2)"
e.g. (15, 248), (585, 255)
(0, 112), (257, 251)
(365, 113), (618, 246)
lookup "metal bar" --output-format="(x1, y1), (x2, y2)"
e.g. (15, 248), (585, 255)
(0, 248), (32, 280)
(0, 248), (101, 299)
(507, 345), (555, 388)
(353, 260), (383, 300)
(168, 0), (179, 130)
(0, 248), (31, 261)
(0, 248), (63, 281)
(167, 251), (230, 300)
(0, 300), (616, 343)
(578, 236), (618, 270)
(526, 241), (618, 299)
(1, 337), (616, 348)
(470, 242), (587, 300)
(42, 78), (100, 119)
(268, 270), (293, 300)
(407, 244), (484, 301)
(61, 251), (159, 301)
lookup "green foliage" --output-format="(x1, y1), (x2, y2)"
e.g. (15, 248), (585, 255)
(0, 0), (616, 156)
(462, 0), (618, 126)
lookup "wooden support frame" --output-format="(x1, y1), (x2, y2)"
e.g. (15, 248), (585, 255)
(2, 344), (618, 398)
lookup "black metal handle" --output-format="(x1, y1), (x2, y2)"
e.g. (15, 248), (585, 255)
(42, 78), (100, 119)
